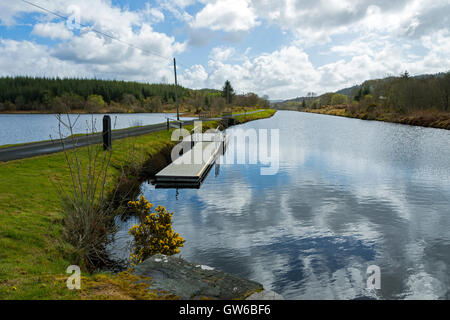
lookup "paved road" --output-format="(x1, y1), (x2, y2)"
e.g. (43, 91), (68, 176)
(0, 120), (194, 162)
(0, 110), (267, 162)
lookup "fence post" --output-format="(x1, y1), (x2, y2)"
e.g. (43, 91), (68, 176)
(222, 133), (225, 155)
(167, 118), (169, 130)
(103, 115), (112, 150)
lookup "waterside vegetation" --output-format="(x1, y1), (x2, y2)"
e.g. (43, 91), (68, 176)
(275, 71), (450, 130)
(0, 77), (270, 115)
(0, 109), (276, 299)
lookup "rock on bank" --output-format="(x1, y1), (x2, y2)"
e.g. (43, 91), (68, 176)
(133, 254), (274, 300)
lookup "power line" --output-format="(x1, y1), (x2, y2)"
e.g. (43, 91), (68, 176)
(21, 0), (196, 101)
(21, 0), (175, 63)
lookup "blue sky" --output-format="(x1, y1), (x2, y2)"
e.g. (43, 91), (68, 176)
(0, 0), (449, 99)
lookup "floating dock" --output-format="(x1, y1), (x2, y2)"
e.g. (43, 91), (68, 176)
(154, 128), (229, 188)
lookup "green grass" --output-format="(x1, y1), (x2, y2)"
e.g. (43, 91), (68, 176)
(0, 109), (276, 299)
(233, 109), (276, 123)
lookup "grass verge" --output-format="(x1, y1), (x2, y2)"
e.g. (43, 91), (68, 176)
(0, 109), (276, 299)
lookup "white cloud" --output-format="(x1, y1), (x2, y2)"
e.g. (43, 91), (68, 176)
(0, 0), (186, 83)
(191, 0), (259, 32)
(209, 46), (235, 61)
(0, 39), (90, 78)
(421, 29), (450, 56)
(181, 33), (450, 99)
(179, 64), (209, 88)
(417, 29), (450, 72)
(158, 0), (195, 22)
(32, 22), (73, 40)
(196, 46), (319, 99)
(0, 0), (449, 100)
(0, 1), (35, 26)
(142, 3), (165, 24)
(250, 0), (449, 44)
(321, 29), (450, 92)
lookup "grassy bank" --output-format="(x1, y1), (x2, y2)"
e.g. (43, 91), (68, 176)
(0, 109), (276, 299)
(232, 109), (276, 123)
(303, 105), (450, 130)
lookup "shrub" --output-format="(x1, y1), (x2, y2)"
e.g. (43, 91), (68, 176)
(360, 94), (376, 111)
(346, 101), (361, 115)
(128, 196), (184, 266)
(121, 93), (138, 109)
(310, 99), (320, 109)
(61, 191), (117, 270)
(143, 96), (163, 113)
(331, 93), (348, 105)
(86, 94), (105, 113)
(55, 114), (118, 271)
(108, 101), (127, 113)
(52, 96), (69, 113)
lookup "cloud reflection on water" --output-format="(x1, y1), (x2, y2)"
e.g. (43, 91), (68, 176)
(112, 111), (450, 299)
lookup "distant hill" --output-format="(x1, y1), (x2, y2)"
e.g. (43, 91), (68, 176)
(272, 96), (308, 110)
(335, 85), (359, 97)
(274, 71), (449, 109)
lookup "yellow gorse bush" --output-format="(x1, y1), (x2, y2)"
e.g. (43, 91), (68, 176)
(128, 195), (185, 266)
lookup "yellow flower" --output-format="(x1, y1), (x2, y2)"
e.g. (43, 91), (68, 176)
(128, 195), (184, 265)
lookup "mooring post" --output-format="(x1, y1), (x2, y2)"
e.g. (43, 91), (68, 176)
(103, 115), (112, 150)
(167, 118), (169, 130)
(222, 134), (225, 155)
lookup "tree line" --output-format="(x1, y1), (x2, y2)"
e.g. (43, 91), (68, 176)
(0, 76), (270, 113)
(275, 71), (450, 114)
(0, 77), (190, 112)
(353, 71), (450, 113)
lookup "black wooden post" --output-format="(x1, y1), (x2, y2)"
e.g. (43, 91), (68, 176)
(222, 135), (225, 155)
(167, 118), (170, 130)
(103, 115), (112, 150)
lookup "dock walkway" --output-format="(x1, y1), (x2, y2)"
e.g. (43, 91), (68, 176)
(154, 128), (228, 188)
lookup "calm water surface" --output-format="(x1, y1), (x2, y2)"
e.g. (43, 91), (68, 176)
(0, 113), (192, 146)
(112, 110), (450, 300)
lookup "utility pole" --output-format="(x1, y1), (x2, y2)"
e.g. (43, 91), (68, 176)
(173, 58), (179, 121)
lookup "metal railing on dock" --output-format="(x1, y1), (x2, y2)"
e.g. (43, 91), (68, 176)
(166, 117), (184, 130)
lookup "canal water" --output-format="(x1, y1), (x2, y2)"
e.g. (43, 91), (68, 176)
(111, 110), (450, 299)
(0, 113), (193, 146)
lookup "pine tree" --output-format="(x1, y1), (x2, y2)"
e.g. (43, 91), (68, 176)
(222, 80), (235, 104)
